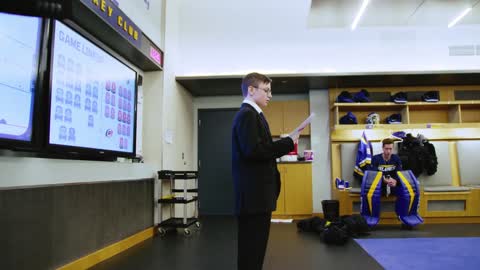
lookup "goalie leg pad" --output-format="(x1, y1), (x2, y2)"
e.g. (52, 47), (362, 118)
(395, 170), (424, 227)
(360, 171), (383, 227)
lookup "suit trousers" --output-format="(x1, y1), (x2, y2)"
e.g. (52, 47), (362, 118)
(237, 212), (272, 270)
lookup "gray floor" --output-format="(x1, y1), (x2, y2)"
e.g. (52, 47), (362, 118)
(90, 216), (480, 270)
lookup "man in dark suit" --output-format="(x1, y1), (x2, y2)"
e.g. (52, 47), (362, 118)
(232, 72), (299, 270)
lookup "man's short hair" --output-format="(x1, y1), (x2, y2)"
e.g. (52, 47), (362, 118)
(241, 72), (272, 97)
(382, 138), (394, 147)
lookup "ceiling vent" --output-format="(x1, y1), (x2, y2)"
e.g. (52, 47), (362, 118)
(449, 45), (475, 56)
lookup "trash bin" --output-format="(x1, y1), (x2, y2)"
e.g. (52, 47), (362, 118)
(322, 200), (339, 221)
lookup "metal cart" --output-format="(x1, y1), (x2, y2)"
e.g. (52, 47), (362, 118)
(157, 170), (200, 236)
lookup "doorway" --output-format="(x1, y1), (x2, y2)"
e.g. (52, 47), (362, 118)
(198, 109), (237, 215)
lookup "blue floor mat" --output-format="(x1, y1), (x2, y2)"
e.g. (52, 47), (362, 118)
(355, 237), (480, 270)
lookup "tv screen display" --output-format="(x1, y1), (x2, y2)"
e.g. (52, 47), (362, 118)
(0, 13), (42, 143)
(49, 21), (137, 156)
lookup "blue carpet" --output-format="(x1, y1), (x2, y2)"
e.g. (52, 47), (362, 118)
(355, 237), (480, 270)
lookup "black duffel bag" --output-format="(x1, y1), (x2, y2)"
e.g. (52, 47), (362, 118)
(340, 214), (370, 237)
(320, 221), (350, 245)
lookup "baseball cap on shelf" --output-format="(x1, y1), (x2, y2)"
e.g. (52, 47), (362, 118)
(336, 91), (354, 103)
(421, 91), (439, 102)
(391, 92), (408, 104)
(353, 89), (371, 102)
(386, 113), (402, 124)
(339, 112), (358, 124)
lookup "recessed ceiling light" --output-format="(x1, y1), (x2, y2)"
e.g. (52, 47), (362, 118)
(351, 0), (370, 31)
(448, 7), (472, 28)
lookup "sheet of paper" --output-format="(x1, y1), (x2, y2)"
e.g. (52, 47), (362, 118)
(291, 113), (315, 136)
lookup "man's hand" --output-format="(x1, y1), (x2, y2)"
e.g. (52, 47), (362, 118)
(383, 176), (397, 187)
(387, 179), (397, 187)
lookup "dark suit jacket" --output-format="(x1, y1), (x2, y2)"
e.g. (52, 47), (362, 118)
(232, 103), (294, 215)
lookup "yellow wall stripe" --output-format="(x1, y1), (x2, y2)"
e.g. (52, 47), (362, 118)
(398, 171), (415, 212)
(367, 172), (383, 214)
(57, 227), (155, 270)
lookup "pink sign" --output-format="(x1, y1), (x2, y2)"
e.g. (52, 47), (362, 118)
(150, 47), (162, 65)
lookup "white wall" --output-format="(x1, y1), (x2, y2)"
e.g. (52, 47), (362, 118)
(160, 0), (196, 219)
(0, 156), (155, 189)
(178, 0), (480, 76)
(116, 0), (163, 47)
(125, 0), (166, 170)
(162, 0), (194, 171)
(142, 70), (164, 169)
(309, 89), (331, 213)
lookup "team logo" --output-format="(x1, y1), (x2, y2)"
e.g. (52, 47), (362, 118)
(105, 129), (114, 138)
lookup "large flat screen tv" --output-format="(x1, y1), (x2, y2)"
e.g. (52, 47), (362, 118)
(0, 12), (42, 148)
(48, 21), (137, 158)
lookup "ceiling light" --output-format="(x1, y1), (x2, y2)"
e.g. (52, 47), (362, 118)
(448, 7), (472, 28)
(351, 0), (370, 30)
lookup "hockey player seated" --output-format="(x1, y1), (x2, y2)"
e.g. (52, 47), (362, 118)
(361, 170), (423, 229)
(360, 138), (423, 228)
(372, 138), (402, 197)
